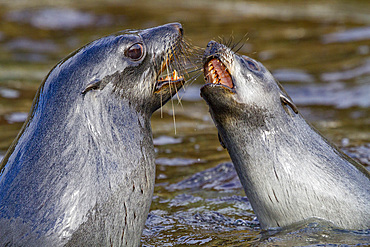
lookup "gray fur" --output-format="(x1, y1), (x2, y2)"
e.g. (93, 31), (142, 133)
(201, 41), (370, 230)
(0, 23), (184, 246)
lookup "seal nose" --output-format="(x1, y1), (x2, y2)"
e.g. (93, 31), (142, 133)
(203, 40), (219, 60)
(207, 40), (217, 48)
(179, 26), (184, 36)
(172, 23), (183, 36)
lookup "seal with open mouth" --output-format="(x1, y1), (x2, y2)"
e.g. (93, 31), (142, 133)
(0, 23), (187, 246)
(200, 41), (370, 230)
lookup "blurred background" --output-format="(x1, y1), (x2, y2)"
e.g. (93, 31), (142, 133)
(0, 0), (369, 245)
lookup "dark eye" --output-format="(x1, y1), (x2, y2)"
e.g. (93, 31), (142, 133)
(242, 55), (260, 72)
(126, 43), (144, 60)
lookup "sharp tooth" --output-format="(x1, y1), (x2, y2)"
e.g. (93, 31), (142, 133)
(211, 71), (217, 84)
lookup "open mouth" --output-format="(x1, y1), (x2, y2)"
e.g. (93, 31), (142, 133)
(204, 58), (234, 89)
(155, 56), (185, 91)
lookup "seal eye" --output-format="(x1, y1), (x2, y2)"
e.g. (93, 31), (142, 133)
(126, 43), (144, 60)
(242, 56), (260, 72)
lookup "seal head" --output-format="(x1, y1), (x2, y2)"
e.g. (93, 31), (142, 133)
(0, 23), (187, 246)
(81, 22), (186, 113)
(201, 41), (370, 230)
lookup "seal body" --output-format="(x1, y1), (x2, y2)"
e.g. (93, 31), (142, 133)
(0, 23), (186, 246)
(200, 41), (370, 230)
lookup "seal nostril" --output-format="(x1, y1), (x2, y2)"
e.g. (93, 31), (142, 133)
(179, 27), (184, 36)
(172, 23), (183, 36)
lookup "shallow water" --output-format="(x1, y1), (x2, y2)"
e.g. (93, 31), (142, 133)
(0, 0), (369, 245)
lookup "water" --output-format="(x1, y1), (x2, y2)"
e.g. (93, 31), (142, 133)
(0, 0), (369, 245)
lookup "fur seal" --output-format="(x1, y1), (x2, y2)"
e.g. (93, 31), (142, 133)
(0, 23), (187, 246)
(200, 41), (370, 230)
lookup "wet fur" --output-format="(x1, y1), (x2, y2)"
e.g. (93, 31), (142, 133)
(201, 41), (370, 230)
(0, 23), (186, 246)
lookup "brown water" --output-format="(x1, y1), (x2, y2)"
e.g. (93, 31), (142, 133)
(0, 0), (369, 245)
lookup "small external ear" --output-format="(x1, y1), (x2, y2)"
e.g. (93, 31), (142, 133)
(280, 94), (298, 114)
(81, 79), (102, 95)
(218, 132), (227, 149)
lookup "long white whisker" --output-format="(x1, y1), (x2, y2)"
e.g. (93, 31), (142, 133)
(165, 53), (177, 135)
(177, 71), (203, 102)
(160, 90), (163, 118)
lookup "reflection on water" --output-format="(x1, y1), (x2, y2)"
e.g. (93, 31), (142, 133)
(285, 81), (370, 108)
(321, 59), (370, 81)
(5, 8), (110, 30)
(322, 26), (370, 44)
(0, 0), (369, 245)
(0, 87), (20, 99)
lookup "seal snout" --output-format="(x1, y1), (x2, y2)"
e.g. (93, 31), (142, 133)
(171, 23), (184, 36)
(205, 40), (218, 51)
(153, 23), (187, 93)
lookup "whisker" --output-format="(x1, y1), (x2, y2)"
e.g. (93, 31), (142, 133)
(187, 70), (203, 86)
(227, 33), (235, 48)
(234, 43), (245, 54)
(160, 90), (163, 118)
(168, 84), (177, 135)
(177, 71), (203, 102)
(173, 82), (183, 108)
(154, 35), (205, 134)
(183, 71), (203, 90)
(164, 55), (178, 135)
(231, 33), (249, 54)
(186, 67), (203, 74)
(169, 56), (184, 107)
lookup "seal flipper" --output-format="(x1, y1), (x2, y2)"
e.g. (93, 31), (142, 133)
(280, 94), (298, 114)
(82, 79), (103, 95)
(218, 132), (227, 149)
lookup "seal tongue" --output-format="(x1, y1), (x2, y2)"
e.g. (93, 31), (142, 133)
(205, 58), (233, 89)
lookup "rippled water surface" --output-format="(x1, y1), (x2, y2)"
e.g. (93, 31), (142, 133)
(0, 0), (369, 245)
